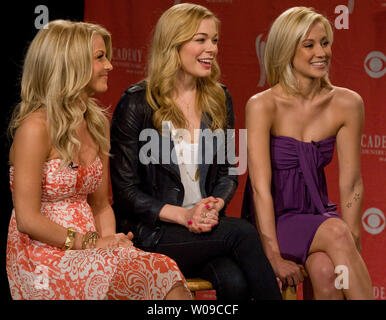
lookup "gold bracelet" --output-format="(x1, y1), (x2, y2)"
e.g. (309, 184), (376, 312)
(62, 227), (76, 251)
(89, 232), (99, 248)
(87, 232), (99, 249)
(82, 231), (100, 249)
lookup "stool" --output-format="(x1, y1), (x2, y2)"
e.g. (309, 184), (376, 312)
(282, 285), (297, 300)
(187, 276), (308, 300)
(281, 269), (309, 300)
(186, 278), (214, 299)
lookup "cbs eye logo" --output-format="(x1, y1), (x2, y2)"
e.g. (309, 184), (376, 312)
(364, 51), (385, 79)
(362, 208), (385, 235)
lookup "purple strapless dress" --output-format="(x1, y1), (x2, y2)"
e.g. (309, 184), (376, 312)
(242, 135), (340, 265)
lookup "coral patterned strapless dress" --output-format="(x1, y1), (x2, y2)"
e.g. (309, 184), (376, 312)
(6, 156), (190, 300)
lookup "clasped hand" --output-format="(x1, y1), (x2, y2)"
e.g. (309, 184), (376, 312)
(95, 232), (134, 249)
(186, 197), (224, 233)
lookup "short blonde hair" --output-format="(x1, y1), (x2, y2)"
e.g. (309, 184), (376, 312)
(9, 20), (112, 166)
(146, 3), (226, 132)
(264, 7), (334, 94)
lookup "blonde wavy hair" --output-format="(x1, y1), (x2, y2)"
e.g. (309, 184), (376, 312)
(8, 19), (112, 166)
(146, 3), (227, 132)
(264, 7), (334, 94)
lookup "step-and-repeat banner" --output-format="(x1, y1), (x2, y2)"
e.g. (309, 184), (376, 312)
(84, 0), (385, 299)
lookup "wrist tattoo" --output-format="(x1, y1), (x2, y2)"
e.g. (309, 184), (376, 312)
(346, 192), (361, 208)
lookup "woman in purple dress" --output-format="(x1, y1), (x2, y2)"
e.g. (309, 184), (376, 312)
(243, 7), (373, 299)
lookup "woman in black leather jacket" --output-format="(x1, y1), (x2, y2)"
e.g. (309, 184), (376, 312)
(110, 3), (281, 300)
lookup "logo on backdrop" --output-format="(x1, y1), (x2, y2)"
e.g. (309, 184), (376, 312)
(112, 47), (145, 76)
(361, 134), (386, 162)
(364, 51), (385, 79)
(255, 34), (266, 87)
(362, 208), (385, 235)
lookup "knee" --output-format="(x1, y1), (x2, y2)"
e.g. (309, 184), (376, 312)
(229, 218), (259, 239)
(200, 257), (250, 301)
(311, 270), (338, 299)
(306, 254), (338, 298)
(325, 219), (355, 250)
(154, 253), (181, 273)
(313, 262), (336, 285)
(217, 269), (249, 301)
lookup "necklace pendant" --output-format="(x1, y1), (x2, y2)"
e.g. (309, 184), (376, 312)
(194, 168), (199, 181)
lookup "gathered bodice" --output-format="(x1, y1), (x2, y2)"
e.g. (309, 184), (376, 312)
(9, 156), (103, 233)
(10, 157), (102, 201)
(270, 135), (337, 217)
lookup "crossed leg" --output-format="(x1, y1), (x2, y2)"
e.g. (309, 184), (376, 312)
(304, 252), (344, 299)
(308, 218), (373, 299)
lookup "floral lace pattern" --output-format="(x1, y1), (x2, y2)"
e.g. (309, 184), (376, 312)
(6, 157), (189, 300)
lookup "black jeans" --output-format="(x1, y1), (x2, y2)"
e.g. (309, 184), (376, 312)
(139, 217), (282, 300)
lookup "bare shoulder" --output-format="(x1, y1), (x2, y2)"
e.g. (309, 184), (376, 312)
(15, 110), (48, 140)
(246, 88), (276, 116)
(11, 109), (50, 162)
(331, 87), (364, 132)
(332, 86), (364, 112)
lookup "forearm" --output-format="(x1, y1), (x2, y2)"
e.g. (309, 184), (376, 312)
(159, 204), (189, 227)
(340, 179), (364, 238)
(110, 139), (167, 226)
(253, 191), (282, 262)
(16, 213), (83, 250)
(211, 87), (238, 204)
(93, 205), (116, 237)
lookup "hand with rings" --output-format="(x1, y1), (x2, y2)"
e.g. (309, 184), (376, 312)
(186, 197), (221, 234)
(200, 196), (225, 214)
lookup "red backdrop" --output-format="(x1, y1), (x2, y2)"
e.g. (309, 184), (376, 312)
(84, 0), (386, 299)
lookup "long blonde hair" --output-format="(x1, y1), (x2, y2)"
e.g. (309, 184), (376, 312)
(146, 3), (227, 132)
(264, 7), (334, 94)
(8, 19), (112, 166)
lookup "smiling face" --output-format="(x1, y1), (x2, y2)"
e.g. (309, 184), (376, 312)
(178, 18), (218, 79)
(85, 34), (113, 96)
(292, 22), (332, 83)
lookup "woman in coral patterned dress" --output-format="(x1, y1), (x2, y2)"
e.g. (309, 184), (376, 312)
(6, 20), (191, 300)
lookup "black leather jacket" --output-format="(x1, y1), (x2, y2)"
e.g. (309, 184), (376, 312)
(110, 81), (238, 247)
